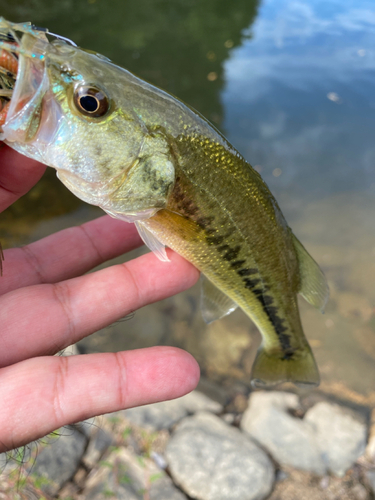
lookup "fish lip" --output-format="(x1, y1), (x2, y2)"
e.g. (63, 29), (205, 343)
(1, 32), (50, 143)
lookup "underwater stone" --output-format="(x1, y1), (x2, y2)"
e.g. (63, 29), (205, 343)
(165, 412), (274, 500)
(241, 392), (367, 477)
(304, 401), (367, 476)
(122, 390), (223, 430)
(241, 391), (325, 474)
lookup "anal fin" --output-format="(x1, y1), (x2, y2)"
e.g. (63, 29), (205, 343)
(201, 275), (238, 324)
(292, 233), (329, 312)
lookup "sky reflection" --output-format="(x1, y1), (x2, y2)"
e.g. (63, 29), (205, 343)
(223, 0), (375, 204)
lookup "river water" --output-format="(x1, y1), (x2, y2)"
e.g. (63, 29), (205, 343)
(2, 0), (375, 403)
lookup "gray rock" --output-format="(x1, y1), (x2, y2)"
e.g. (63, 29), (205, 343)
(366, 470), (375, 494)
(30, 426), (87, 496)
(0, 453), (7, 470)
(122, 390), (223, 430)
(82, 427), (114, 469)
(241, 392), (367, 477)
(267, 467), (370, 500)
(70, 417), (97, 438)
(83, 447), (187, 499)
(304, 402), (367, 476)
(165, 412), (274, 500)
(241, 391), (325, 474)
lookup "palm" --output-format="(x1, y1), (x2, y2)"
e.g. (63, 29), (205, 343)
(0, 145), (200, 453)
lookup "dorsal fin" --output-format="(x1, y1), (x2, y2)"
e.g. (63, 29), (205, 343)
(201, 275), (238, 324)
(292, 233), (329, 312)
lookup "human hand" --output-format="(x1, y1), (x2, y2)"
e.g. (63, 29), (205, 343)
(0, 145), (200, 453)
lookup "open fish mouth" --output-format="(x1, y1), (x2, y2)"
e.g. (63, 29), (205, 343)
(0, 19), (49, 142)
(0, 19), (77, 144)
(0, 30), (19, 131)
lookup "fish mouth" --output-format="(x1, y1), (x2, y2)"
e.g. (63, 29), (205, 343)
(0, 25), (50, 143)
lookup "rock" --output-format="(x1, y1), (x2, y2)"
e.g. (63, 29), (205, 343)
(0, 453), (7, 470)
(241, 392), (367, 477)
(366, 470), (375, 494)
(30, 426), (87, 496)
(82, 427), (114, 469)
(165, 412), (274, 500)
(304, 402), (367, 476)
(196, 377), (229, 407)
(83, 447), (187, 499)
(122, 390), (223, 430)
(365, 409), (375, 460)
(241, 392), (325, 474)
(350, 483), (368, 500)
(267, 467), (370, 500)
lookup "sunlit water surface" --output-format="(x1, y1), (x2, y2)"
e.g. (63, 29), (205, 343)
(1, 0), (375, 402)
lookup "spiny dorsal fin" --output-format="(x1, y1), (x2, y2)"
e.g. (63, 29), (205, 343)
(292, 233), (329, 312)
(201, 275), (238, 324)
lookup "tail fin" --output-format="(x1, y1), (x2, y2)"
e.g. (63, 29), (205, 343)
(251, 344), (320, 389)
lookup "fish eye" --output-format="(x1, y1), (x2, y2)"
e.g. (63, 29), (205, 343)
(73, 85), (110, 118)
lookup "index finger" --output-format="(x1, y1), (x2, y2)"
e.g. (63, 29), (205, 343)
(0, 346), (200, 452)
(0, 144), (46, 211)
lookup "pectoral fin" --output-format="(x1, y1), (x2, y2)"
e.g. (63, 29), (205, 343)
(201, 275), (238, 324)
(135, 220), (170, 262)
(292, 233), (329, 312)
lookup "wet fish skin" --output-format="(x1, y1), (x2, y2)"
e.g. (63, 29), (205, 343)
(0, 19), (329, 387)
(141, 140), (320, 387)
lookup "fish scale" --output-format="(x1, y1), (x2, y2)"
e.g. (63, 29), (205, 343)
(143, 154), (303, 347)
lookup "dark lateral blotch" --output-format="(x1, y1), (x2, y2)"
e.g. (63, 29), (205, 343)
(237, 267), (258, 276)
(244, 278), (261, 289)
(223, 246), (241, 261)
(230, 260), (246, 270)
(206, 235), (224, 246)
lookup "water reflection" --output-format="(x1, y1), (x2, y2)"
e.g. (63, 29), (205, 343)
(1, 0), (375, 400)
(0, 0), (258, 123)
(223, 0), (375, 200)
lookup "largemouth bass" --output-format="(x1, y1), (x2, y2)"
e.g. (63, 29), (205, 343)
(0, 19), (329, 387)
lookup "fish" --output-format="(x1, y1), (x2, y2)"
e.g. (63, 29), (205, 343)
(0, 18), (329, 388)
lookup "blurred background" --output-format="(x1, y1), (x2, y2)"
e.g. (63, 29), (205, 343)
(1, 0), (375, 406)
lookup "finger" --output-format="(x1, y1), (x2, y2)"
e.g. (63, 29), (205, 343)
(0, 250), (200, 367)
(0, 346), (200, 452)
(0, 215), (142, 295)
(0, 144), (46, 211)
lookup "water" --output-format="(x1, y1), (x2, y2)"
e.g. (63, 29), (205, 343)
(1, 0), (375, 402)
